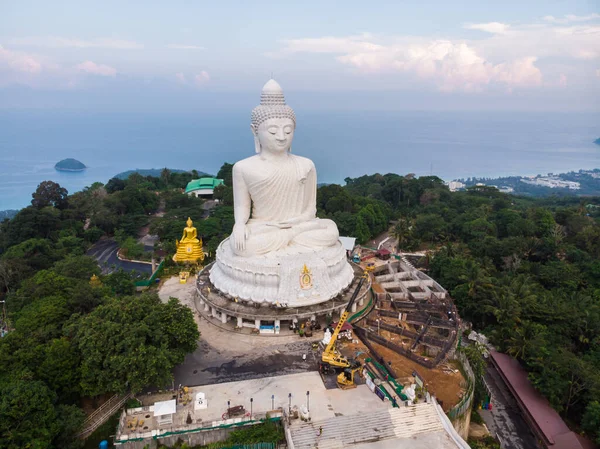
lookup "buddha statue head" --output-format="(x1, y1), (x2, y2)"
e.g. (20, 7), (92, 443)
(250, 79), (296, 155)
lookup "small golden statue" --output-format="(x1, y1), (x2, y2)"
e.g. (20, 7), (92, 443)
(89, 274), (102, 288)
(173, 217), (205, 264)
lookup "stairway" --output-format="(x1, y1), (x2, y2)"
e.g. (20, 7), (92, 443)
(289, 403), (443, 449)
(76, 393), (133, 439)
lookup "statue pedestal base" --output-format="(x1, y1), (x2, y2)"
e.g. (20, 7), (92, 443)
(209, 239), (354, 307)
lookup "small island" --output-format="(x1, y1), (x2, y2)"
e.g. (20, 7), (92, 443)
(594, 138), (600, 146)
(55, 158), (86, 172)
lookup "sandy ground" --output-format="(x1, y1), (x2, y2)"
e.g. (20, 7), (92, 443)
(368, 341), (465, 412)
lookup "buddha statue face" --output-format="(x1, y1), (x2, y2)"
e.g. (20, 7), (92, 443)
(252, 117), (295, 155)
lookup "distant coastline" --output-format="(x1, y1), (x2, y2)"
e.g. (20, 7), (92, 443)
(449, 168), (600, 197)
(2, 166), (599, 219)
(114, 168), (210, 180)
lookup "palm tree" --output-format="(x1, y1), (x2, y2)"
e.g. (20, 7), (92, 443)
(458, 261), (493, 300)
(392, 218), (412, 252)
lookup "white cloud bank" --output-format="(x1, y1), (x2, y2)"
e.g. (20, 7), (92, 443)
(279, 36), (542, 92)
(75, 61), (117, 77)
(273, 16), (599, 92)
(543, 13), (600, 24)
(0, 45), (42, 74)
(173, 71), (210, 87)
(194, 71), (210, 85)
(465, 22), (510, 34)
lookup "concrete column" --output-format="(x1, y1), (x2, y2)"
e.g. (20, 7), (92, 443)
(359, 295), (365, 306)
(221, 313), (228, 324)
(211, 307), (217, 318)
(204, 303), (210, 312)
(275, 320), (281, 334)
(255, 319), (261, 330)
(351, 302), (357, 313)
(237, 316), (243, 328)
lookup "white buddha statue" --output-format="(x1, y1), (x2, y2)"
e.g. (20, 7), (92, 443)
(209, 80), (353, 306)
(230, 79), (339, 256)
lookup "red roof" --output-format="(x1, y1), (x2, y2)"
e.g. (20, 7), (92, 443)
(490, 351), (597, 449)
(377, 248), (391, 255)
(332, 322), (353, 331)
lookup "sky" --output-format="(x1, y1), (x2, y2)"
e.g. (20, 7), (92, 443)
(1, 0), (599, 111)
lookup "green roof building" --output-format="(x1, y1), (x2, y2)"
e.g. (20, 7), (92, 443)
(185, 177), (225, 197)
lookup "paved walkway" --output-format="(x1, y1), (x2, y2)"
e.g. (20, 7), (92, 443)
(480, 363), (540, 449)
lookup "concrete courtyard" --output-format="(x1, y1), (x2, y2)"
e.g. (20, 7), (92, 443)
(158, 275), (322, 388)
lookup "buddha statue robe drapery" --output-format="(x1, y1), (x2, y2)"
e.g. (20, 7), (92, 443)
(209, 79), (353, 306)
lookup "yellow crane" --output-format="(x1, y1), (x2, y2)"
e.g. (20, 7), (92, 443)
(320, 271), (369, 374)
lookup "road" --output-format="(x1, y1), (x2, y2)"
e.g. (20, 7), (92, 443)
(86, 239), (153, 275)
(479, 362), (540, 449)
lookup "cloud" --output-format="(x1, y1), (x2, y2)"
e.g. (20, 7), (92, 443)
(9, 36), (142, 49)
(543, 13), (600, 24)
(597, 69), (600, 78)
(75, 61), (117, 77)
(278, 36), (542, 91)
(465, 22), (510, 34)
(0, 45), (42, 74)
(166, 44), (204, 50)
(272, 17), (600, 91)
(559, 74), (568, 86)
(175, 72), (186, 83)
(574, 49), (598, 60)
(194, 71), (210, 86)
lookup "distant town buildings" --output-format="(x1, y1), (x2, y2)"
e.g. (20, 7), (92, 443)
(446, 181), (465, 192)
(520, 176), (580, 190)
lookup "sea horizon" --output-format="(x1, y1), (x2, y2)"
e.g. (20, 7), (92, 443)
(1, 109), (598, 211)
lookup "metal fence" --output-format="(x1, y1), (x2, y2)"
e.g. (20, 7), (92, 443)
(202, 443), (279, 449)
(446, 351), (475, 421)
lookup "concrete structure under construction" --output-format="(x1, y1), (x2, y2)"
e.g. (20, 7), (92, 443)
(363, 259), (460, 369)
(114, 372), (469, 449)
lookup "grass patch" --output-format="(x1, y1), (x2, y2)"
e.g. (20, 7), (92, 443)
(471, 409), (485, 425)
(158, 420), (285, 449)
(467, 435), (501, 449)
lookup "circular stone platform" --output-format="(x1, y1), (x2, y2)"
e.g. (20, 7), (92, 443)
(196, 262), (371, 333)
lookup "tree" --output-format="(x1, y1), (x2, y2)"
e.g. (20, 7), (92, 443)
(160, 168), (171, 187)
(582, 401), (600, 445)
(105, 177), (126, 194)
(52, 255), (100, 280)
(103, 270), (135, 296)
(38, 338), (82, 402)
(0, 380), (59, 449)
(392, 218), (413, 251)
(217, 162), (234, 186)
(68, 294), (199, 395)
(354, 215), (371, 243)
(31, 181), (68, 209)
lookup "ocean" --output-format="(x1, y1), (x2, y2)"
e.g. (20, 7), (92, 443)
(0, 109), (598, 211)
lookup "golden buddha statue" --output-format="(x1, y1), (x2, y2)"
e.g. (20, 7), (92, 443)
(173, 217), (204, 264)
(89, 274), (102, 288)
